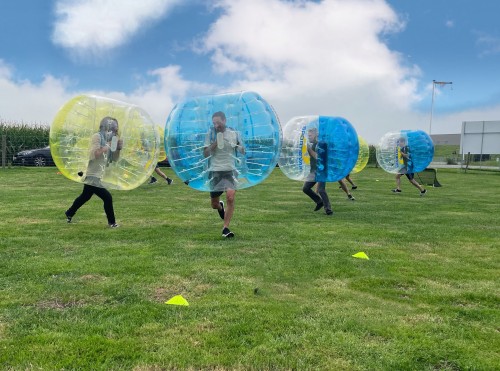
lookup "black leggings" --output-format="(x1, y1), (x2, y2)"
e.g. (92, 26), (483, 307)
(66, 184), (115, 224)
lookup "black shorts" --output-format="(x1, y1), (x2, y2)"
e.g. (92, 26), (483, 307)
(209, 170), (236, 198)
(405, 173), (414, 180)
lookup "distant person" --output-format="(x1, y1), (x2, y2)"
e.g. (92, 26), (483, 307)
(65, 117), (122, 228)
(344, 173), (357, 190)
(338, 179), (356, 200)
(392, 136), (427, 196)
(149, 164), (173, 185)
(203, 111), (245, 237)
(303, 127), (333, 215)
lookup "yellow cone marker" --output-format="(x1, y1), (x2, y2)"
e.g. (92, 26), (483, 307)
(352, 252), (369, 260)
(165, 295), (189, 306)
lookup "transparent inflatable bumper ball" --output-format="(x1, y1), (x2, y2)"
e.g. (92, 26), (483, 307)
(278, 116), (359, 182)
(50, 95), (159, 190)
(165, 91), (282, 192)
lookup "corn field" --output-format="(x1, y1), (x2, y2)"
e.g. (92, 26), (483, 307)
(0, 119), (50, 166)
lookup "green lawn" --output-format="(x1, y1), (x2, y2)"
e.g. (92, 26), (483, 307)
(1, 167), (499, 370)
(433, 145), (460, 160)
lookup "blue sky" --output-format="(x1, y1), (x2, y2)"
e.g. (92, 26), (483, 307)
(386, 0), (500, 112)
(1, 0), (499, 143)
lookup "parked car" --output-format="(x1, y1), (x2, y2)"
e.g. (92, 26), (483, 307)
(12, 146), (55, 167)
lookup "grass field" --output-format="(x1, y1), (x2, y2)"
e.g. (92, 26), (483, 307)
(433, 145), (460, 163)
(1, 167), (499, 370)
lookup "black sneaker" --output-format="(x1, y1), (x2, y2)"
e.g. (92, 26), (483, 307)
(149, 177), (158, 184)
(218, 201), (225, 220)
(314, 202), (324, 211)
(348, 194), (355, 201)
(166, 177), (173, 185)
(109, 223), (120, 228)
(351, 185), (358, 190)
(222, 227), (234, 238)
(65, 211), (72, 223)
(420, 189), (427, 196)
(326, 209), (333, 215)
(392, 189), (402, 193)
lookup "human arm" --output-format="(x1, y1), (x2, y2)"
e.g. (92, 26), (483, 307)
(203, 139), (218, 158)
(400, 146), (410, 159)
(89, 134), (109, 160)
(203, 141), (218, 157)
(235, 131), (245, 155)
(237, 144), (245, 155)
(203, 129), (218, 157)
(307, 142), (317, 159)
(111, 138), (123, 161)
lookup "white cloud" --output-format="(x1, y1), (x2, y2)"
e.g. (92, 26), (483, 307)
(121, 65), (216, 125)
(52, 0), (182, 59)
(197, 0), (427, 142)
(5, 0), (500, 145)
(475, 31), (500, 57)
(0, 59), (209, 127)
(0, 60), (72, 124)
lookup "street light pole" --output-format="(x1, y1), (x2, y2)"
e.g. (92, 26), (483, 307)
(429, 80), (436, 134)
(429, 80), (453, 135)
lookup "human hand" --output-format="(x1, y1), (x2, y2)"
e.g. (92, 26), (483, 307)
(98, 145), (110, 157)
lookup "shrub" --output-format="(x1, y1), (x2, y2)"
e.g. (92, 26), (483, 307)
(368, 144), (378, 167)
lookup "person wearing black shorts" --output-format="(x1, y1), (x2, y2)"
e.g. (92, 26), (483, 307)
(148, 164), (173, 185)
(392, 136), (427, 196)
(203, 111), (245, 238)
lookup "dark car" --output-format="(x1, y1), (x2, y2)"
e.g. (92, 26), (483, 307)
(12, 146), (55, 167)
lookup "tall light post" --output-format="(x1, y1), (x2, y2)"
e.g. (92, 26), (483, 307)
(429, 80), (453, 134)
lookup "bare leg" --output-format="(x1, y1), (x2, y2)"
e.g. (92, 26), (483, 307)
(409, 178), (424, 192)
(395, 174), (402, 190)
(339, 180), (349, 195)
(224, 189), (236, 228)
(154, 167), (173, 184)
(338, 180), (354, 199)
(211, 195), (221, 210)
(345, 174), (356, 187)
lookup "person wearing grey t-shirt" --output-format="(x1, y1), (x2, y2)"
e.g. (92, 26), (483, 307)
(203, 111), (245, 238)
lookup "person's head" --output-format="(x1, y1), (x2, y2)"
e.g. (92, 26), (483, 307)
(212, 111), (226, 133)
(307, 127), (318, 143)
(99, 116), (119, 134)
(397, 137), (406, 146)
